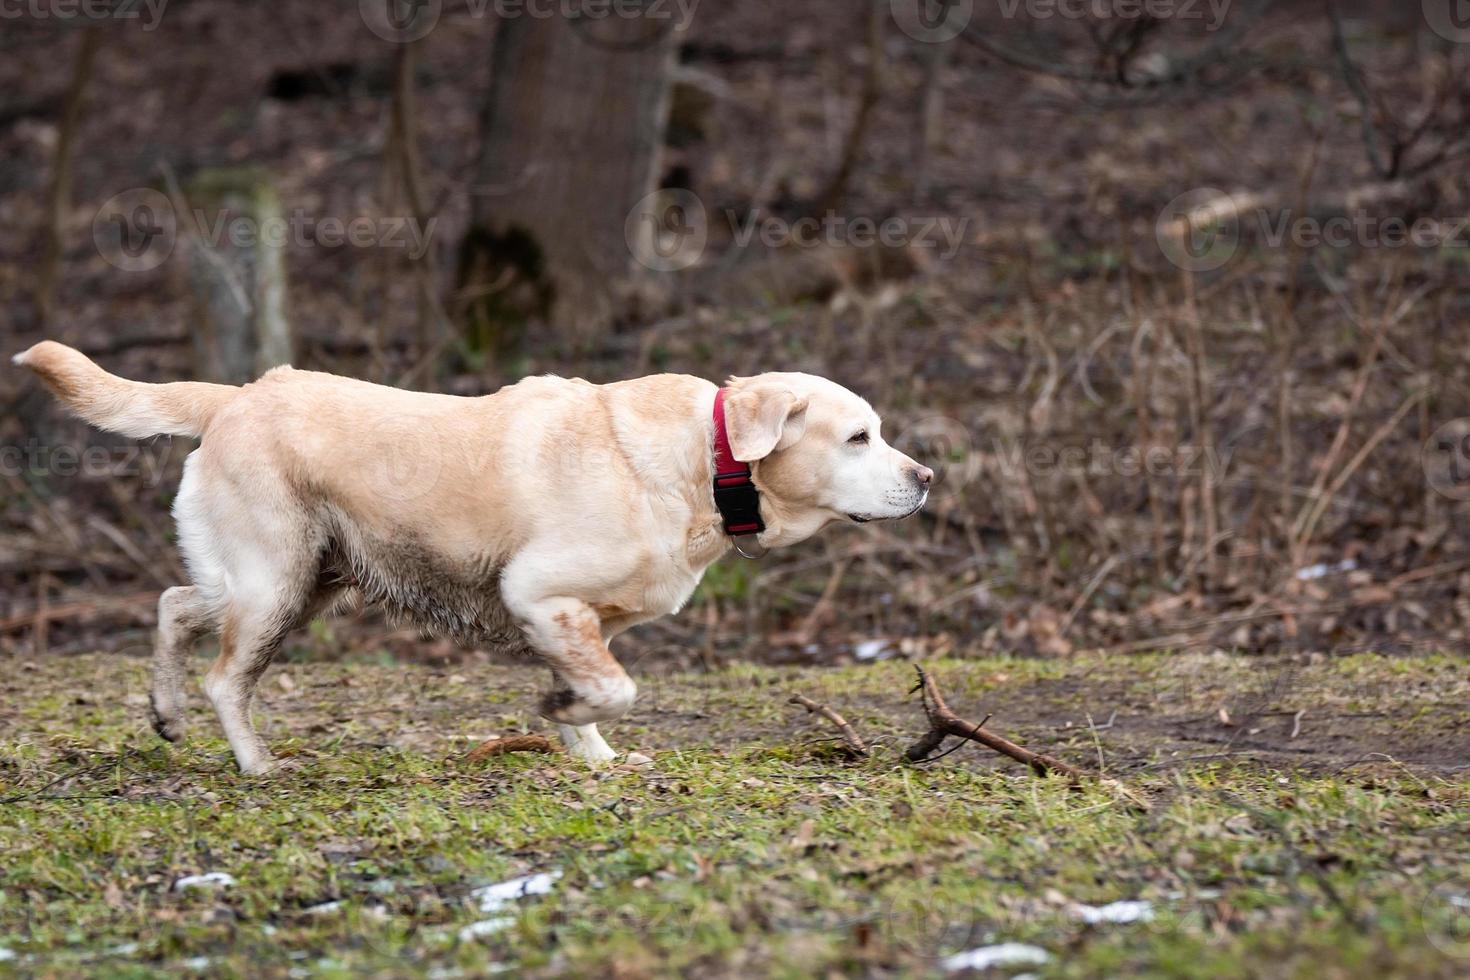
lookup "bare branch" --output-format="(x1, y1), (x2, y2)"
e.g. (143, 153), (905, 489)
(789, 694), (870, 759)
(466, 735), (559, 763)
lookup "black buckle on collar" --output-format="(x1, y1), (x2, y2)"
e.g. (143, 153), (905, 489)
(713, 472), (764, 536)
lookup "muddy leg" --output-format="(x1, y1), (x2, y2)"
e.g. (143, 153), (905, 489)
(150, 585), (214, 743)
(517, 597), (634, 765)
(201, 604), (294, 776)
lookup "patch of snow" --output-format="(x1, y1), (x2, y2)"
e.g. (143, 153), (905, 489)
(0, 948), (15, 962)
(459, 870), (562, 942)
(173, 872), (236, 891)
(942, 943), (1051, 972)
(471, 871), (560, 915)
(431, 966), (511, 978)
(303, 900), (343, 916)
(458, 917), (513, 941)
(181, 956), (212, 971)
(854, 639), (894, 661)
(1069, 900), (1155, 924)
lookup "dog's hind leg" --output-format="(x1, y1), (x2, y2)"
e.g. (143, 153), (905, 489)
(199, 575), (342, 775)
(150, 585), (214, 743)
(202, 598), (299, 776)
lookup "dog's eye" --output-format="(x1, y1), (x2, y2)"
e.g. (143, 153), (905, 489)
(848, 430), (869, 445)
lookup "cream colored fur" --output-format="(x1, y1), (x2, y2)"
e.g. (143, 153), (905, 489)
(14, 341), (931, 774)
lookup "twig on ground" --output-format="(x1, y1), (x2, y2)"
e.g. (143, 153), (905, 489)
(465, 735), (559, 763)
(904, 666), (1084, 778)
(788, 694), (869, 759)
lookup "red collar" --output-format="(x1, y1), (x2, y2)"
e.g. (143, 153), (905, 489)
(712, 388), (764, 537)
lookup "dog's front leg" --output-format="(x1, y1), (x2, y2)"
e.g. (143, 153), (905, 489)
(557, 723), (617, 764)
(511, 595), (636, 766)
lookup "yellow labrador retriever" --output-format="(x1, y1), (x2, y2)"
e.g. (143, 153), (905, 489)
(14, 341), (932, 773)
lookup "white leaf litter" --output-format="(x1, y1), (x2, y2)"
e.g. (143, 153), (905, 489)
(1294, 558), (1356, 581)
(0, 948), (15, 962)
(458, 871), (561, 942)
(942, 943), (1051, 972)
(173, 872), (236, 891)
(1069, 900), (1155, 924)
(303, 900), (343, 916)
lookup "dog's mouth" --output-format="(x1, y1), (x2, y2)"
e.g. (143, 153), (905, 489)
(849, 493), (928, 525)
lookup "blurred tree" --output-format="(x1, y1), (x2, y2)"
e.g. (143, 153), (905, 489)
(34, 26), (100, 329)
(458, 8), (679, 348)
(182, 169), (294, 385)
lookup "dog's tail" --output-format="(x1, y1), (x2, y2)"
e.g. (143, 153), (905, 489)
(12, 341), (239, 439)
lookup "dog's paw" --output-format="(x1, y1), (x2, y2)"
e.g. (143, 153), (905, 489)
(148, 694), (186, 743)
(240, 755), (304, 778)
(567, 742), (619, 767)
(558, 724), (619, 766)
(149, 710), (187, 743)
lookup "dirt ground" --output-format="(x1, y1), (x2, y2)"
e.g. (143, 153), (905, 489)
(2, 648), (1468, 977)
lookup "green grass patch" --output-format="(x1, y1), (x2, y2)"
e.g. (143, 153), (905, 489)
(1, 652), (1467, 977)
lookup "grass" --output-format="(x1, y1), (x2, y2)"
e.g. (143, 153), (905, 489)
(1, 650), (1468, 977)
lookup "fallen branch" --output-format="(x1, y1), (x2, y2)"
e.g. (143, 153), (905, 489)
(465, 735), (558, 764)
(0, 591), (159, 633)
(905, 667), (1084, 778)
(788, 694), (869, 759)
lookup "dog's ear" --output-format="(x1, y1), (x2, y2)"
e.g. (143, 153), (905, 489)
(723, 378), (809, 462)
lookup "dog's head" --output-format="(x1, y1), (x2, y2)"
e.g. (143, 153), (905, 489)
(723, 373), (932, 547)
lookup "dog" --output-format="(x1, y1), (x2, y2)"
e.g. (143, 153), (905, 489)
(14, 341), (932, 774)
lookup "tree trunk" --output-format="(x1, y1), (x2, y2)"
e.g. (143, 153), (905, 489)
(35, 27), (100, 329)
(461, 10), (678, 346)
(184, 168), (293, 384)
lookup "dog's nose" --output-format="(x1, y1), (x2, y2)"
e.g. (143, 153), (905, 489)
(913, 465), (934, 487)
